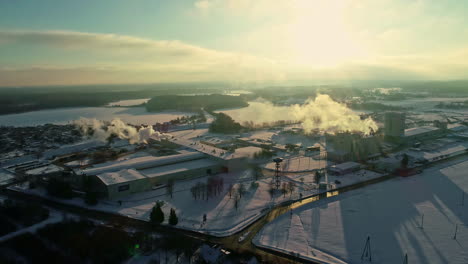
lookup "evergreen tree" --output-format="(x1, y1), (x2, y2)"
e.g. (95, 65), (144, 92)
(401, 153), (409, 168)
(169, 208), (178, 226)
(314, 171), (321, 184)
(238, 183), (246, 198)
(150, 203), (164, 224)
(84, 191), (98, 205)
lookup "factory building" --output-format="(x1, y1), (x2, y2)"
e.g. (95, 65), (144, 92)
(384, 112), (405, 142)
(326, 133), (382, 162)
(82, 152), (207, 176)
(81, 151), (226, 199)
(328, 161), (362, 175)
(95, 169), (151, 199)
(139, 158), (222, 185)
(403, 126), (443, 143)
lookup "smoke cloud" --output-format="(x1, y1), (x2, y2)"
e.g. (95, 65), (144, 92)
(223, 94), (378, 135)
(73, 118), (171, 144)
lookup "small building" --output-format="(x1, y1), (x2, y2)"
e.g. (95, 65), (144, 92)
(95, 169), (151, 199)
(328, 161), (362, 175)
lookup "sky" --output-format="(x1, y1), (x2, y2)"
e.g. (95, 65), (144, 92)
(0, 0), (468, 86)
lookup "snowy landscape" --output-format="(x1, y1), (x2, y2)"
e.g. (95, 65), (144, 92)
(255, 156), (468, 264)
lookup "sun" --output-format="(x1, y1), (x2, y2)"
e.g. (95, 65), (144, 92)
(287, 0), (368, 68)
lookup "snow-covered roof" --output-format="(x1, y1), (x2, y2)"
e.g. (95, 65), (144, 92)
(422, 145), (467, 161)
(0, 168), (15, 185)
(140, 158), (219, 179)
(329, 161), (361, 171)
(25, 164), (63, 176)
(232, 146), (263, 158)
(0, 154), (36, 167)
(404, 126), (440, 137)
(42, 140), (105, 159)
(449, 124), (468, 132)
(96, 169), (147, 186)
(82, 152), (206, 175)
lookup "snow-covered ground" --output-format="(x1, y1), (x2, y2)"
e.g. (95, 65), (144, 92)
(264, 155), (333, 172)
(10, 166), (385, 237)
(0, 209), (64, 242)
(254, 156), (468, 264)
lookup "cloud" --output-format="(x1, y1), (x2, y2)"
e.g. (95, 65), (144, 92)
(0, 30), (286, 86)
(1, 24), (468, 87)
(194, 0), (211, 10)
(0, 30), (223, 59)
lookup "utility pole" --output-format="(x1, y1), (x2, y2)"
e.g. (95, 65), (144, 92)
(453, 224), (458, 240)
(420, 214), (424, 229)
(273, 158), (283, 190)
(361, 235), (372, 262)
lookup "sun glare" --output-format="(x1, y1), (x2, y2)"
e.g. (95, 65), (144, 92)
(288, 0), (368, 67)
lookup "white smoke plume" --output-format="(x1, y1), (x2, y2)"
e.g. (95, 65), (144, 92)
(224, 94), (378, 135)
(73, 118), (171, 144)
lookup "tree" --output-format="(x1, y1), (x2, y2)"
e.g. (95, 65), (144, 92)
(238, 183), (246, 198)
(209, 113), (243, 133)
(150, 203), (164, 224)
(47, 178), (73, 199)
(228, 184), (234, 198)
(281, 182), (288, 198)
(287, 181), (295, 197)
(84, 191), (98, 205)
(169, 208), (178, 226)
(234, 195), (240, 211)
(314, 171), (321, 184)
(268, 187), (275, 199)
(250, 181), (259, 189)
(401, 153), (409, 168)
(166, 179), (174, 198)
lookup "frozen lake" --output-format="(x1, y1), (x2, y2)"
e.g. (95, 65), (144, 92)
(373, 97), (468, 111)
(107, 98), (150, 107)
(0, 106), (192, 127)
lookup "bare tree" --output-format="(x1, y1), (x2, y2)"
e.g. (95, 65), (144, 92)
(228, 184), (234, 198)
(166, 179), (174, 198)
(287, 181), (295, 197)
(234, 195), (240, 211)
(281, 182), (288, 198)
(238, 183), (246, 198)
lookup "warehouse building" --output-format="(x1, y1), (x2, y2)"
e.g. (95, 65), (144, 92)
(95, 169), (151, 199)
(81, 152), (206, 176)
(83, 151), (226, 199)
(140, 158), (222, 185)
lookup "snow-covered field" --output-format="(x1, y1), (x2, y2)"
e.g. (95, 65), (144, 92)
(254, 156), (468, 264)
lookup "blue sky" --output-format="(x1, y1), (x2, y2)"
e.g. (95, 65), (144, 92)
(1, 0), (468, 86)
